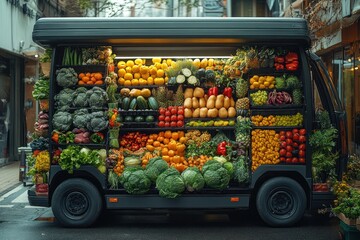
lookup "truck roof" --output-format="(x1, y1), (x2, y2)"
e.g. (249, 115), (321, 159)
(32, 17), (311, 47)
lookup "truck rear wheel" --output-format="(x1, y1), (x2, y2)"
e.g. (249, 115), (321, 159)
(256, 177), (306, 227)
(52, 178), (102, 227)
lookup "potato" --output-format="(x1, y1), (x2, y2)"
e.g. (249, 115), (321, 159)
(206, 95), (216, 109)
(199, 98), (206, 108)
(199, 107), (208, 118)
(184, 88), (194, 98)
(223, 96), (230, 109)
(207, 108), (218, 118)
(192, 108), (200, 118)
(184, 98), (192, 109)
(218, 107), (228, 118)
(228, 107), (236, 117)
(192, 97), (199, 109)
(184, 108), (193, 118)
(193, 87), (205, 98)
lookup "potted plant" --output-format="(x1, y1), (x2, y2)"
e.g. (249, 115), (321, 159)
(32, 75), (50, 111)
(346, 154), (360, 188)
(333, 188), (360, 225)
(309, 110), (338, 191)
(39, 48), (52, 77)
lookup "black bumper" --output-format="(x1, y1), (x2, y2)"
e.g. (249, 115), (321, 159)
(311, 191), (335, 210)
(28, 187), (50, 207)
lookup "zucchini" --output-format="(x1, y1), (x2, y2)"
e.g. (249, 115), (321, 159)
(187, 75), (199, 86)
(176, 74), (186, 84)
(181, 68), (192, 77)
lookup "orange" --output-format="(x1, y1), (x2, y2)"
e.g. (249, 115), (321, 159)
(171, 132), (179, 141)
(164, 131), (172, 139)
(126, 60), (134, 67)
(168, 150), (175, 157)
(161, 148), (168, 156)
(179, 137), (187, 144)
(153, 141), (160, 147)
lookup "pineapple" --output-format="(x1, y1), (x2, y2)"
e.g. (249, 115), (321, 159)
(236, 98), (250, 110)
(157, 86), (167, 103)
(246, 47), (259, 69)
(236, 78), (248, 98)
(292, 88), (302, 105)
(174, 85), (184, 106)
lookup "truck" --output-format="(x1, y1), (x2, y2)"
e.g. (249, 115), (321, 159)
(28, 17), (348, 228)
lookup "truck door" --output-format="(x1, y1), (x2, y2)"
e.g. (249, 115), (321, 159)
(307, 51), (348, 179)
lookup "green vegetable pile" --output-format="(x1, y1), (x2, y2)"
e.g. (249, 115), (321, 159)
(52, 111), (73, 132)
(120, 167), (151, 194)
(144, 157), (169, 183)
(181, 167), (205, 192)
(56, 68), (78, 87)
(32, 76), (49, 100)
(201, 160), (230, 190)
(54, 88), (74, 108)
(156, 168), (185, 198)
(73, 109), (89, 129)
(73, 87), (88, 107)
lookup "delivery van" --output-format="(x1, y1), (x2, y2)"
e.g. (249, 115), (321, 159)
(28, 17), (348, 228)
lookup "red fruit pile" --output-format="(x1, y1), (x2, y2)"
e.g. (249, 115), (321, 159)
(279, 128), (306, 164)
(158, 106), (184, 128)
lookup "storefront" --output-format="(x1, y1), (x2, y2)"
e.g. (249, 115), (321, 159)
(319, 19), (360, 154)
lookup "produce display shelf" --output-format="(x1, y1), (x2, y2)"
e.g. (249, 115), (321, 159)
(248, 88), (294, 93)
(246, 67), (301, 76)
(184, 126), (235, 130)
(251, 126), (304, 130)
(56, 64), (107, 73)
(57, 107), (108, 111)
(118, 85), (160, 89)
(118, 109), (159, 115)
(250, 104), (303, 109)
(68, 84), (107, 89)
(185, 117), (236, 122)
(53, 143), (107, 148)
(120, 127), (184, 132)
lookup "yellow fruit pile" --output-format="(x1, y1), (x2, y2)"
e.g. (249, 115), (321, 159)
(251, 130), (280, 171)
(251, 115), (276, 126)
(249, 75), (275, 89)
(35, 150), (50, 172)
(117, 58), (173, 86)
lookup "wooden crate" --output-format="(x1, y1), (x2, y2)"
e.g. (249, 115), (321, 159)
(337, 213), (357, 226)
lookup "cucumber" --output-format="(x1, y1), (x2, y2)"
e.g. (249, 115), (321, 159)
(147, 97), (159, 110)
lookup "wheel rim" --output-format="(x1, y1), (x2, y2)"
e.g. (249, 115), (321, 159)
(267, 189), (295, 219)
(63, 191), (89, 219)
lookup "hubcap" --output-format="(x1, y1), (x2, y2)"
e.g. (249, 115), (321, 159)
(64, 191), (89, 218)
(268, 190), (294, 217)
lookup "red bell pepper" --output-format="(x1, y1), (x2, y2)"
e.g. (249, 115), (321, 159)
(217, 141), (228, 156)
(208, 87), (218, 96)
(285, 52), (298, 62)
(275, 56), (285, 63)
(223, 87), (232, 98)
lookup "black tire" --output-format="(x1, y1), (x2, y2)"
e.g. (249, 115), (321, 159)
(256, 177), (306, 227)
(52, 178), (102, 227)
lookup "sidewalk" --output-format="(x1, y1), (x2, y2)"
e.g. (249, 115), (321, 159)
(0, 161), (21, 196)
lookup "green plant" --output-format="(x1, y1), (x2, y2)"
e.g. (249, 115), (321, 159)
(346, 154), (360, 181)
(333, 188), (360, 219)
(39, 48), (53, 63)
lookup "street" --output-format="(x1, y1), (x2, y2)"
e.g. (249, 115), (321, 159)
(0, 184), (341, 240)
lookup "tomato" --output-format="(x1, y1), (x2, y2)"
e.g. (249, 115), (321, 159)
(159, 108), (166, 115)
(171, 115), (177, 121)
(299, 144), (306, 150)
(299, 129), (306, 135)
(279, 131), (286, 136)
(164, 122), (170, 127)
(299, 158), (305, 163)
(285, 131), (293, 139)
(285, 138), (293, 145)
(158, 121), (165, 127)
(286, 157), (292, 163)
(280, 157), (286, 162)
(298, 150), (305, 157)
(280, 141), (287, 148)
(164, 116), (171, 122)
(177, 109), (184, 115)
(280, 135), (286, 141)
(286, 145), (293, 152)
(299, 135), (306, 143)
(177, 106), (184, 110)
(158, 115), (165, 121)
(170, 121), (177, 127)
(293, 133), (300, 141)
(171, 108), (177, 115)
(177, 115), (184, 121)
(279, 149), (287, 156)
(177, 120), (184, 127)
(293, 142), (299, 148)
(165, 110), (171, 116)
(292, 157), (298, 163)
(286, 152), (292, 158)
(292, 129), (299, 134)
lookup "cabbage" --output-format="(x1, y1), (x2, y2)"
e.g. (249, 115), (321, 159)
(120, 167), (151, 194)
(97, 149), (107, 161)
(156, 168), (185, 198)
(201, 160), (230, 190)
(223, 162), (234, 178)
(145, 157), (169, 183)
(213, 156), (227, 164)
(181, 167), (205, 192)
(80, 147), (91, 155)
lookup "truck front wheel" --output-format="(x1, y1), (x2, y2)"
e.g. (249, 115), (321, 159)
(256, 177), (306, 227)
(52, 178), (102, 227)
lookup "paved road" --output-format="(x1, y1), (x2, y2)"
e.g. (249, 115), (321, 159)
(0, 185), (341, 240)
